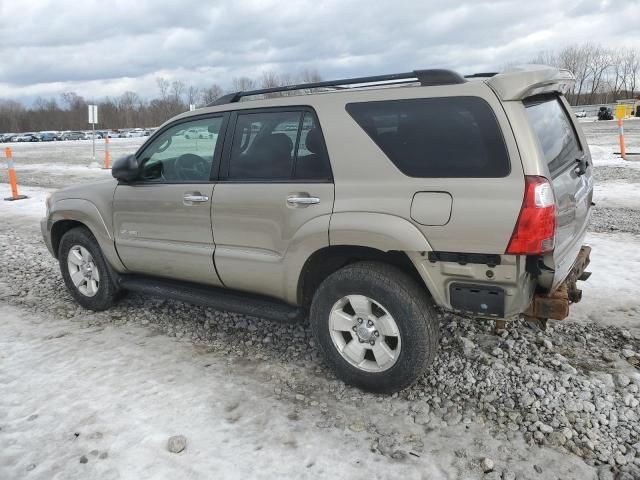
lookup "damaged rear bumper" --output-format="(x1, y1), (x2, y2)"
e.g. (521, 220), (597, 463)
(525, 245), (591, 320)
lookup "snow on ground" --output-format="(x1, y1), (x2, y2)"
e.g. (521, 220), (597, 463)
(590, 144), (640, 170)
(1, 304), (446, 480)
(1, 137), (145, 167)
(0, 185), (52, 219)
(0, 303), (601, 480)
(571, 232), (640, 332)
(11, 162), (113, 174)
(594, 181), (640, 210)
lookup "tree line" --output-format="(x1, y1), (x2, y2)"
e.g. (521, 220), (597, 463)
(530, 44), (639, 106)
(2, 43), (639, 133)
(0, 69), (322, 133)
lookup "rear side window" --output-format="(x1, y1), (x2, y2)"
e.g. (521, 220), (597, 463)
(525, 95), (582, 176)
(226, 109), (331, 181)
(346, 97), (510, 178)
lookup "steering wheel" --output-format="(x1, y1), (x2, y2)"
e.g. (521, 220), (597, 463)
(175, 154), (208, 181)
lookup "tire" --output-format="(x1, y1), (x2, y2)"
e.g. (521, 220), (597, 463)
(310, 261), (439, 393)
(58, 227), (120, 311)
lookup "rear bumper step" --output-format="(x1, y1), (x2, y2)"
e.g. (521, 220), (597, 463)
(525, 245), (591, 320)
(118, 275), (306, 323)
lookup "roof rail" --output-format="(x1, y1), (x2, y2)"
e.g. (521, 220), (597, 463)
(465, 72), (499, 78)
(207, 69), (465, 106)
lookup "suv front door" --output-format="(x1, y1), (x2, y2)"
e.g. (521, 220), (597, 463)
(212, 108), (334, 302)
(113, 114), (227, 286)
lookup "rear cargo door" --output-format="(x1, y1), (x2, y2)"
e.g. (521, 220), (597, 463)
(524, 94), (593, 288)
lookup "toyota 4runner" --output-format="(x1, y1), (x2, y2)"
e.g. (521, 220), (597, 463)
(41, 66), (593, 393)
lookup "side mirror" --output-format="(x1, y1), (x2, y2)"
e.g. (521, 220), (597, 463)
(112, 154), (140, 182)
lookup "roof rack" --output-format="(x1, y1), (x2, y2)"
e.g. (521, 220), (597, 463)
(464, 72), (498, 78)
(207, 69), (466, 106)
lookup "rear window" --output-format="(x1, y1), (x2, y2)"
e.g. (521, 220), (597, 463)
(525, 95), (582, 176)
(345, 97), (510, 178)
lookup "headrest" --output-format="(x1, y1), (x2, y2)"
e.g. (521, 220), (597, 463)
(305, 128), (324, 154)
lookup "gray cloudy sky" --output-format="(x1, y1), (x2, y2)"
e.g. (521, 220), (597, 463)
(1, 0), (639, 103)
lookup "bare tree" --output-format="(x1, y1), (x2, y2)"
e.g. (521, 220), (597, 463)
(118, 91), (141, 127)
(296, 69), (323, 94)
(186, 85), (200, 107)
(170, 80), (185, 103)
(298, 69), (322, 84)
(232, 77), (256, 92)
(624, 48), (640, 97)
(156, 77), (170, 100)
(587, 45), (612, 103)
(531, 50), (557, 67)
(530, 43), (640, 106)
(260, 71), (285, 98)
(201, 84), (223, 105)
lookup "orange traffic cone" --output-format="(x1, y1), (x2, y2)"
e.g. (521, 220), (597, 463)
(4, 147), (28, 201)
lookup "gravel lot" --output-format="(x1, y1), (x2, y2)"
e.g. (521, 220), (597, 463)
(1, 121), (640, 479)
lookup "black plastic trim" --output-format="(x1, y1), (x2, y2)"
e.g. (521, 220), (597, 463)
(428, 251), (501, 267)
(119, 275), (306, 323)
(526, 255), (554, 277)
(464, 72), (499, 78)
(207, 69), (466, 106)
(450, 283), (505, 317)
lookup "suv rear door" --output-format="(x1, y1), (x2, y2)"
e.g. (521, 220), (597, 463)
(523, 94), (593, 288)
(211, 107), (334, 303)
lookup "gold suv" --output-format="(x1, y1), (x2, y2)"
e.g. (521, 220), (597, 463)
(41, 66), (593, 393)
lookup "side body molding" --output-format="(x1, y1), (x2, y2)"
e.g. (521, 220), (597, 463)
(48, 198), (126, 272)
(330, 212), (433, 252)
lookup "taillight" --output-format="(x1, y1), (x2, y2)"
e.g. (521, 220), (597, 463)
(506, 176), (556, 255)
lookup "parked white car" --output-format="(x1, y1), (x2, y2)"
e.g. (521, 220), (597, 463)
(122, 129), (146, 138)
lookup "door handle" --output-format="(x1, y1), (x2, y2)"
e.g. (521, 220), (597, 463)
(287, 195), (320, 206)
(183, 194), (209, 204)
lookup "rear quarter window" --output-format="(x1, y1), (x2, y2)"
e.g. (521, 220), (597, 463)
(524, 95), (582, 176)
(345, 96), (510, 178)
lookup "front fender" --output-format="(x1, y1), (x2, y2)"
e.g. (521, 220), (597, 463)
(47, 198), (125, 272)
(330, 212), (433, 252)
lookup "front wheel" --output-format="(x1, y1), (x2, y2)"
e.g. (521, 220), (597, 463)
(59, 227), (120, 311)
(310, 261), (439, 393)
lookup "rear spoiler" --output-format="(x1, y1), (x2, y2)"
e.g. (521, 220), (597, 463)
(485, 65), (575, 101)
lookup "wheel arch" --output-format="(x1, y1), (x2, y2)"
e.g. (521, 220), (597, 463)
(51, 219), (88, 258)
(297, 245), (431, 307)
(48, 199), (125, 271)
(329, 212), (433, 253)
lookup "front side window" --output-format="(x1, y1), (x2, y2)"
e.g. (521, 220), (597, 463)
(227, 110), (331, 181)
(138, 116), (223, 182)
(346, 97), (510, 178)
(525, 95), (582, 176)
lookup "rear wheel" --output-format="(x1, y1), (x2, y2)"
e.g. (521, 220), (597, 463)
(310, 261), (439, 393)
(59, 227), (120, 311)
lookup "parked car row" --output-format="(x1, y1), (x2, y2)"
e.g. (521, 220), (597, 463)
(0, 132), (43, 142)
(0, 128), (157, 143)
